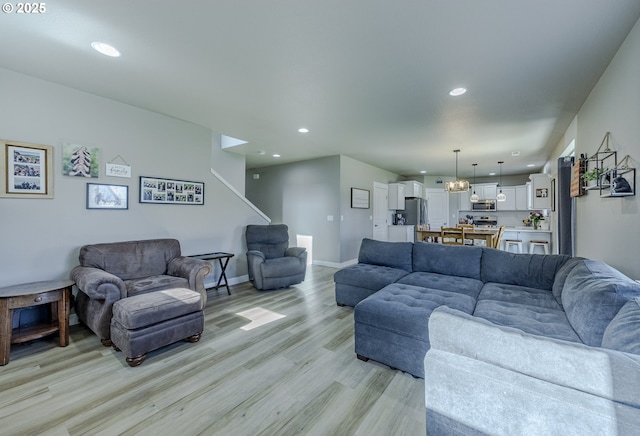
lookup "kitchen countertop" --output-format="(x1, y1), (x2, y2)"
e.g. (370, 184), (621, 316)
(504, 226), (552, 233)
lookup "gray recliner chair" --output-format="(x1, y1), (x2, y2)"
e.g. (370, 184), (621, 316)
(245, 224), (307, 290)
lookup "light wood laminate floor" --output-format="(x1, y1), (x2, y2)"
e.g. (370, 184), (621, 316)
(0, 266), (425, 435)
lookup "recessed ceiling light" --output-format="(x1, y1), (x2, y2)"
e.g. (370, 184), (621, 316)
(489, 172), (496, 176)
(420, 170), (427, 174)
(272, 154), (281, 158)
(91, 42), (121, 57)
(449, 87), (467, 97)
(527, 164), (535, 167)
(298, 128), (309, 133)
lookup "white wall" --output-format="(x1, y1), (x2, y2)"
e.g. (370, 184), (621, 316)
(0, 68), (267, 289)
(554, 18), (640, 278)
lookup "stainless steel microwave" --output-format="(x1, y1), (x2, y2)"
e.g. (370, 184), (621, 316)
(472, 200), (496, 211)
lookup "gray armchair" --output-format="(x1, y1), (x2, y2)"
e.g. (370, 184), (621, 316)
(245, 224), (307, 290)
(70, 238), (211, 346)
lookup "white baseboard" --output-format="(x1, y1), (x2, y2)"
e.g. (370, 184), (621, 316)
(313, 259), (357, 269)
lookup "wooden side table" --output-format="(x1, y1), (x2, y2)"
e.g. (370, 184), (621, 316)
(0, 279), (74, 365)
(190, 252), (234, 295)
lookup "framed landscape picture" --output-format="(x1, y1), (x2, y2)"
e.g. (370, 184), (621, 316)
(0, 140), (54, 199)
(139, 176), (204, 205)
(86, 183), (128, 209)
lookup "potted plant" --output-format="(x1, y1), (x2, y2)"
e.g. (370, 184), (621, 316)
(529, 211), (544, 230)
(582, 167), (604, 188)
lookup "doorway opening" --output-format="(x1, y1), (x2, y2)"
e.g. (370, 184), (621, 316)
(297, 234), (313, 265)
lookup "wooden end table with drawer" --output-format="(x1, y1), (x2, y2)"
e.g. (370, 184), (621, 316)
(0, 279), (74, 365)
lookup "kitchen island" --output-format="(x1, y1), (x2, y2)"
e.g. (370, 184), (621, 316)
(502, 226), (552, 253)
(416, 228), (498, 246)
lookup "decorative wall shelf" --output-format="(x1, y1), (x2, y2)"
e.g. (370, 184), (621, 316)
(583, 133), (635, 197)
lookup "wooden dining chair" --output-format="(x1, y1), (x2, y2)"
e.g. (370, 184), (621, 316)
(492, 226), (505, 249)
(457, 224), (475, 245)
(441, 227), (465, 245)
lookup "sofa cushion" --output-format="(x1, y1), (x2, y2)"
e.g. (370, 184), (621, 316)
(551, 257), (586, 308)
(125, 275), (189, 296)
(478, 283), (562, 311)
(562, 260), (640, 347)
(412, 242), (482, 280)
(473, 299), (581, 343)
(397, 272), (483, 299)
(602, 297), (640, 354)
(355, 284), (477, 341)
(112, 288), (202, 330)
(481, 249), (570, 291)
(357, 238), (413, 272)
(79, 239), (181, 280)
(334, 263), (409, 291)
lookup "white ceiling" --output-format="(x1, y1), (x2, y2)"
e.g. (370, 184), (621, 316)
(2, 1), (640, 178)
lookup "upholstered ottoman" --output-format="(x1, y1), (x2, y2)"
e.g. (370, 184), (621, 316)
(110, 288), (204, 366)
(354, 283), (476, 378)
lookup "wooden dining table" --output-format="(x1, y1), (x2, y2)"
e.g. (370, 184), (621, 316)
(416, 228), (498, 246)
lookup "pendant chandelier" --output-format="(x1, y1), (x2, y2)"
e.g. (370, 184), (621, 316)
(445, 149), (470, 193)
(470, 163), (479, 202)
(497, 161), (507, 202)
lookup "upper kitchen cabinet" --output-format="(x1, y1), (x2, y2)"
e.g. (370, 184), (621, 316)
(478, 183), (498, 200)
(515, 185), (529, 210)
(401, 180), (424, 198)
(530, 174), (552, 210)
(497, 187), (516, 210)
(388, 183), (405, 209)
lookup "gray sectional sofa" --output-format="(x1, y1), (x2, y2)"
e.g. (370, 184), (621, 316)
(334, 238), (640, 435)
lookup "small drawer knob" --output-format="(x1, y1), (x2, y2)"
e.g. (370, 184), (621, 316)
(34, 296), (42, 302)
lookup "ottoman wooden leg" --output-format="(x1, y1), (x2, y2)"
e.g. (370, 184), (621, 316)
(357, 354), (369, 362)
(184, 332), (202, 343)
(126, 354), (147, 367)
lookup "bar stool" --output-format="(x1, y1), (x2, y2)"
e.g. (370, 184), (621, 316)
(504, 239), (523, 253)
(529, 240), (549, 254)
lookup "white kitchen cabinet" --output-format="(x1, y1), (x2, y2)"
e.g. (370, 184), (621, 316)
(529, 174), (552, 210)
(515, 185), (528, 210)
(475, 183), (497, 200)
(388, 225), (415, 242)
(401, 181), (424, 198)
(388, 183), (405, 209)
(497, 187), (516, 210)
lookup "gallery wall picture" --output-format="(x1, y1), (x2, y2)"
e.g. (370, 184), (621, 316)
(63, 143), (99, 178)
(139, 176), (204, 205)
(86, 183), (128, 210)
(0, 139), (54, 199)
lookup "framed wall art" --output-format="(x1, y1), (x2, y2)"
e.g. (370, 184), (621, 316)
(139, 176), (204, 205)
(351, 187), (370, 209)
(63, 143), (99, 178)
(86, 183), (128, 210)
(0, 140), (54, 199)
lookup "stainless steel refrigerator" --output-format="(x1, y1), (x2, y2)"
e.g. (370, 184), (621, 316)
(399, 198), (428, 228)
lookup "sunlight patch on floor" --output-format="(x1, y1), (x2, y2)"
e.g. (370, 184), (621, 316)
(236, 307), (286, 331)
